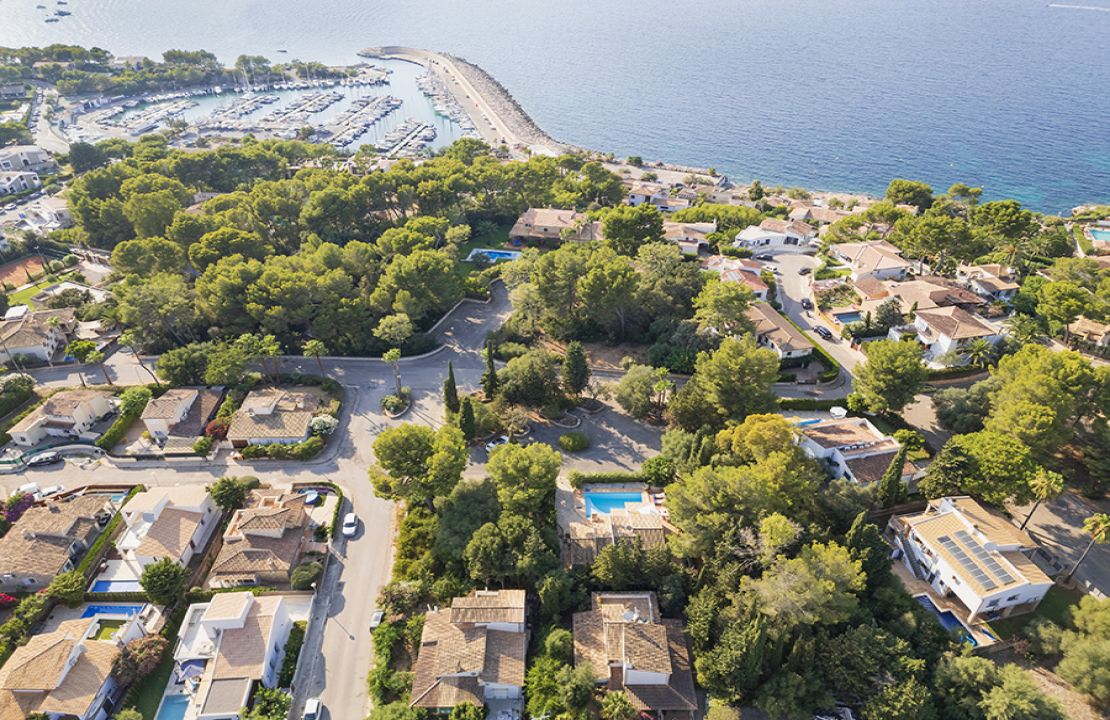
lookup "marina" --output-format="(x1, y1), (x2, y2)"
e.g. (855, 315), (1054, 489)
(376, 118), (437, 158)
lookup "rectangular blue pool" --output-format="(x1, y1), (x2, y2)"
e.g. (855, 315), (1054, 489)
(82, 604), (144, 618)
(833, 310), (862, 325)
(584, 491), (646, 517)
(91, 579), (142, 593)
(1091, 228), (1110, 242)
(155, 695), (190, 720)
(466, 248), (522, 263)
(915, 595), (976, 646)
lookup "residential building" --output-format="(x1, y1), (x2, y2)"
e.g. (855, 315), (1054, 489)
(0, 145), (56, 174)
(828, 240), (910, 281)
(746, 301), (814, 361)
(0, 171), (40, 196)
(888, 306), (1001, 363)
(34, 195), (74, 229)
(9, 389), (115, 447)
(663, 220), (715, 256)
(1072, 316), (1110, 347)
(0, 609), (148, 720)
(788, 204), (849, 225)
(799, 417), (917, 486)
(0, 307), (76, 365)
(172, 592), (310, 720)
(956, 263), (1020, 303)
(702, 255), (769, 298)
(627, 182), (690, 213)
(508, 208), (603, 244)
(0, 83), (24, 99)
(226, 388), (316, 447)
(889, 496), (1053, 621)
(573, 592), (697, 716)
(733, 218), (817, 254)
(117, 486), (219, 568)
(208, 490), (316, 588)
(410, 589), (528, 711)
(565, 507), (669, 566)
(0, 495), (111, 591)
(141, 387), (224, 446)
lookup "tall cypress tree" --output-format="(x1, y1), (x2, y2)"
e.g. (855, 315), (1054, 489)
(481, 343), (499, 399)
(877, 445), (910, 508)
(444, 361), (460, 414)
(561, 341), (590, 397)
(458, 396), (477, 440)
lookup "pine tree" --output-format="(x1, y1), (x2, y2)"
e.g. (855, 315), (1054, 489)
(444, 361), (460, 414)
(562, 341), (590, 397)
(459, 397), (477, 440)
(481, 343), (499, 399)
(877, 445), (910, 508)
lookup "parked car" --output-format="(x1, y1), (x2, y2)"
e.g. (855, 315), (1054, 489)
(801, 298), (814, 310)
(484, 435), (510, 452)
(341, 512), (358, 537)
(26, 453), (62, 468)
(754, 253), (775, 261)
(814, 326), (835, 341)
(369, 610), (385, 629)
(17, 482), (40, 497)
(303, 697), (321, 720)
(39, 484), (65, 498)
(798, 267), (813, 275)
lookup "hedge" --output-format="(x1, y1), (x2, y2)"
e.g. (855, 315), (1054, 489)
(84, 591), (149, 603)
(926, 365), (989, 381)
(278, 620), (307, 687)
(240, 435), (325, 460)
(778, 397), (843, 411)
(557, 431), (589, 452)
(75, 485), (145, 577)
(781, 315), (842, 383)
(568, 470), (644, 489)
(96, 405), (143, 451)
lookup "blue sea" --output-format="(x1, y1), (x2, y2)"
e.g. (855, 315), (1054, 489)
(1, 0), (1108, 213)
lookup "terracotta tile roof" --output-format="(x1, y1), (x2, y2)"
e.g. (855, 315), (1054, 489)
(844, 452), (917, 485)
(915, 306), (995, 340)
(800, 418), (893, 451)
(831, 241), (910, 274)
(410, 591), (528, 709)
(11, 389), (113, 434)
(125, 485), (211, 516)
(136, 507), (203, 560)
(746, 301), (814, 353)
(449, 589), (526, 625)
(235, 493), (307, 532)
(619, 621), (698, 712)
(212, 595), (282, 680)
(0, 620), (88, 690)
(141, 388), (198, 420)
(0, 496), (107, 577)
(204, 591), (253, 622)
(37, 639), (117, 717)
(0, 308), (74, 349)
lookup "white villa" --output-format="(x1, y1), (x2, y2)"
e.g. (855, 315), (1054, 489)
(170, 592), (310, 720)
(111, 486), (219, 576)
(734, 218), (817, 254)
(956, 263), (1020, 304)
(799, 417), (918, 486)
(828, 240), (910, 281)
(746, 301), (813, 361)
(889, 496), (1053, 622)
(888, 306), (1002, 364)
(9, 389), (114, 447)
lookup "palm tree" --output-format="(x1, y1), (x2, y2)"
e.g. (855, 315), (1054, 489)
(302, 339), (328, 375)
(1004, 314), (1045, 347)
(963, 337), (994, 368)
(1020, 469), (1065, 531)
(1064, 513), (1110, 583)
(119, 330), (160, 385)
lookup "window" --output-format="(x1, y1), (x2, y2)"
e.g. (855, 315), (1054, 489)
(1006, 594), (1019, 602)
(987, 599), (998, 608)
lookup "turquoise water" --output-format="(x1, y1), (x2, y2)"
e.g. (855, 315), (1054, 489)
(584, 491), (645, 517)
(0, 0), (1107, 212)
(155, 695), (189, 720)
(82, 604), (144, 617)
(1090, 229), (1110, 242)
(466, 249), (521, 262)
(833, 311), (863, 325)
(91, 580), (142, 592)
(915, 595), (977, 647)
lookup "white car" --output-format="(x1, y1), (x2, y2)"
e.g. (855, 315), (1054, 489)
(369, 610), (385, 629)
(341, 512), (358, 537)
(484, 435), (510, 452)
(303, 697), (321, 720)
(39, 484), (65, 498)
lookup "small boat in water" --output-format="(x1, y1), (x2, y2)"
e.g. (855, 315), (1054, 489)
(44, 16), (59, 21)
(277, 49), (288, 54)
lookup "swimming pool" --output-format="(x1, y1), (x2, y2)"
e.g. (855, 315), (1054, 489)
(91, 579), (142, 593)
(584, 491), (646, 517)
(1090, 228), (1110, 243)
(155, 695), (190, 720)
(833, 310), (862, 325)
(466, 248), (522, 263)
(82, 604), (144, 618)
(915, 595), (977, 646)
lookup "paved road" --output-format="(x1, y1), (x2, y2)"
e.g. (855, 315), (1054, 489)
(1013, 491), (1110, 598)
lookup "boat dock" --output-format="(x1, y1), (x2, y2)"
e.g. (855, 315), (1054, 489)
(376, 118), (437, 158)
(319, 95), (403, 148)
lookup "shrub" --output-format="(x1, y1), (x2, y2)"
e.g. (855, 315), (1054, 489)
(239, 436), (325, 460)
(277, 620), (306, 687)
(111, 634), (169, 683)
(140, 558), (188, 606)
(208, 476), (250, 511)
(641, 455), (676, 486)
(47, 571), (86, 607)
(0, 594), (15, 609)
(557, 431), (589, 452)
(380, 393), (407, 414)
(290, 561), (323, 590)
(494, 341), (529, 361)
(568, 470), (643, 489)
(310, 414), (338, 437)
(193, 435), (214, 455)
(205, 416), (230, 439)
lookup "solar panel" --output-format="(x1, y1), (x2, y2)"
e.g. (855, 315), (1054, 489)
(938, 535), (997, 590)
(955, 530), (1016, 585)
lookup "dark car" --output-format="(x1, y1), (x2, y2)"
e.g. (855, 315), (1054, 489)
(754, 254), (775, 261)
(27, 452), (63, 467)
(814, 326), (835, 341)
(801, 298), (814, 310)
(798, 267), (812, 275)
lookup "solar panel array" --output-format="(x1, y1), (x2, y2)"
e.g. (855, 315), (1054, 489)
(937, 535), (997, 590)
(955, 530), (1016, 585)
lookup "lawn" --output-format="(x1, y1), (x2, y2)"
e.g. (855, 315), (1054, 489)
(988, 585), (1083, 640)
(7, 271), (81, 308)
(94, 618), (125, 640)
(130, 650), (175, 719)
(453, 223), (513, 279)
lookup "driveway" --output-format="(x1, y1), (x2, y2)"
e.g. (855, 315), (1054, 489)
(1013, 491), (1110, 598)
